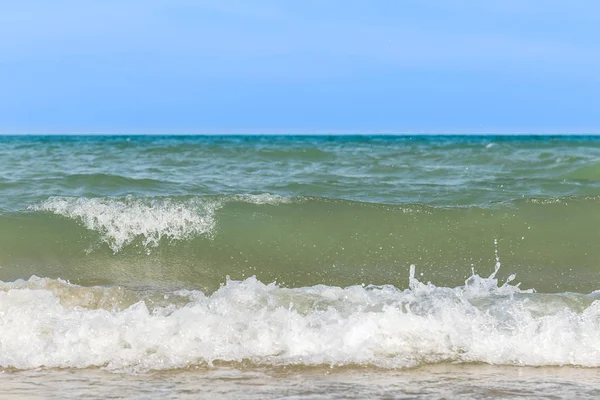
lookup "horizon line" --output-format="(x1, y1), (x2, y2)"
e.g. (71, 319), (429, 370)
(2, 132), (600, 136)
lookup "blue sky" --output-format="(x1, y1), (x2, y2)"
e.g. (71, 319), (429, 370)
(1, 1), (599, 133)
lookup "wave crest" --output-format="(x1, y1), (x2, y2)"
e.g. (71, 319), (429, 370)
(30, 196), (219, 252)
(2, 272), (600, 372)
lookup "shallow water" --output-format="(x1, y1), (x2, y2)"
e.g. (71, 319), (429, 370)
(2, 365), (600, 399)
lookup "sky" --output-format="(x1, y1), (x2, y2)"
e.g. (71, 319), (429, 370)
(1, 1), (599, 134)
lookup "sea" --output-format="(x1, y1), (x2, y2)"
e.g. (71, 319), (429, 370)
(2, 134), (600, 399)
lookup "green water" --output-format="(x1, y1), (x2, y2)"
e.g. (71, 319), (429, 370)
(0, 195), (599, 293)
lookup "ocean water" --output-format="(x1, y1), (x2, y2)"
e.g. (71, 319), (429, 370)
(2, 135), (600, 398)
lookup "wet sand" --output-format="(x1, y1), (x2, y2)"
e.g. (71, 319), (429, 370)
(2, 363), (600, 399)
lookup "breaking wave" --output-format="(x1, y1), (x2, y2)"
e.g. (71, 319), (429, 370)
(30, 196), (220, 252)
(27, 194), (294, 253)
(2, 268), (600, 372)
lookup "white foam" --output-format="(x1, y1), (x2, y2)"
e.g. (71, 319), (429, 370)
(233, 193), (295, 205)
(30, 197), (219, 252)
(2, 272), (600, 372)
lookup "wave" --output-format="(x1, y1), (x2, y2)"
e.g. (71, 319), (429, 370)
(62, 173), (170, 189)
(2, 269), (600, 372)
(30, 196), (220, 252)
(0, 193), (597, 292)
(27, 194), (295, 252)
(563, 162), (600, 181)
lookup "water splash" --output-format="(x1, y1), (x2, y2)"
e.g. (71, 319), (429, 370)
(30, 196), (219, 252)
(1, 267), (598, 372)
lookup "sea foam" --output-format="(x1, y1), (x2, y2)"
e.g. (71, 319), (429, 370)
(30, 196), (219, 252)
(232, 193), (295, 205)
(1, 271), (600, 372)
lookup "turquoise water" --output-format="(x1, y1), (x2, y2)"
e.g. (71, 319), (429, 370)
(2, 135), (600, 398)
(3, 135), (600, 211)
